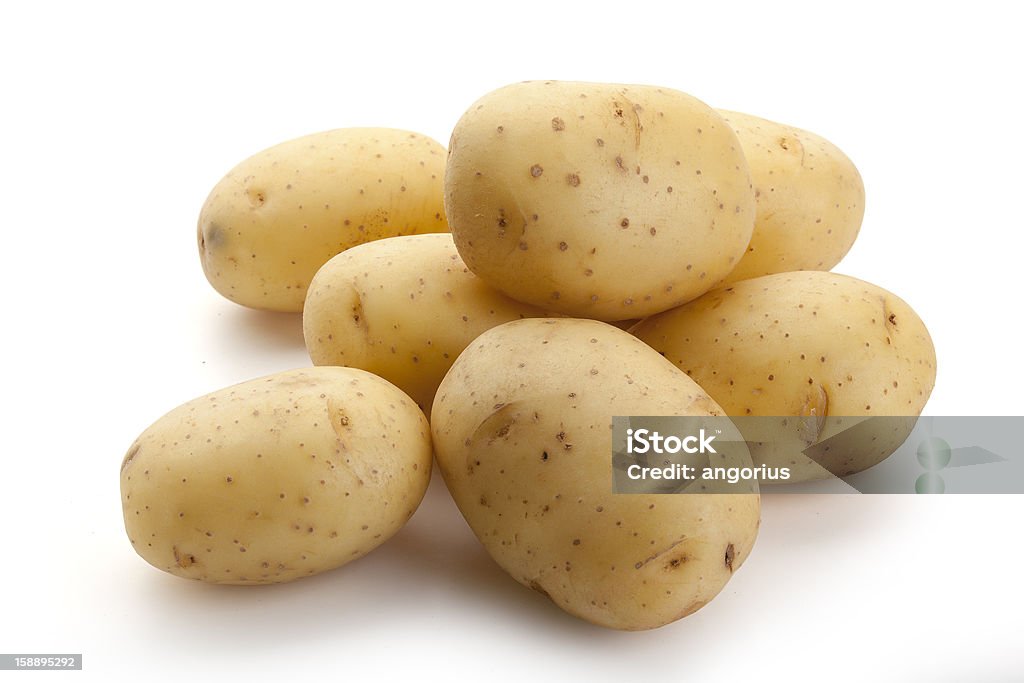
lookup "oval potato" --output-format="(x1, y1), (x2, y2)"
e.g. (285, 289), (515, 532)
(198, 128), (448, 312)
(444, 81), (755, 321)
(303, 233), (548, 415)
(633, 271), (936, 480)
(120, 367), (432, 584)
(718, 110), (865, 282)
(432, 319), (760, 630)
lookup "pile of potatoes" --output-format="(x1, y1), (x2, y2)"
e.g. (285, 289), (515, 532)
(122, 80), (936, 631)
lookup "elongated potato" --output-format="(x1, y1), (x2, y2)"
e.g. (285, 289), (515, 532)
(717, 111), (864, 282)
(432, 319), (760, 630)
(120, 367), (432, 584)
(198, 128), (448, 312)
(445, 81), (755, 321)
(303, 233), (548, 414)
(633, 272), (936, 480)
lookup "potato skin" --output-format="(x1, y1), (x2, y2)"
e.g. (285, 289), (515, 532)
(717, 110), (865, 282)
(632, 272), (936, 480)
(198, 128), (448, 312)
(120, 367), (432, 584)
(444, 81), (755, 321)
(432, 319), (760, 630)
(303, 233), (548, 415)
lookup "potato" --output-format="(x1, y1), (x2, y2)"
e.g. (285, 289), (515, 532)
(303, 233), (548, 415)
(632, 271), (936, 481)
(120, 367), (432, 584)
(432, 319), (760, 630)
(444, 81), (755, 321)
(198, 128), (448, 312)
(717, 110), (864, 282)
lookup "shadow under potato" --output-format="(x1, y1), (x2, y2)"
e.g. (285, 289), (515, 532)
(215, 306), (306, 352)
(129, 469), (659, 650)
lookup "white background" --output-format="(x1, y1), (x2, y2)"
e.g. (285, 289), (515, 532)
(2, 1), (1023, 681)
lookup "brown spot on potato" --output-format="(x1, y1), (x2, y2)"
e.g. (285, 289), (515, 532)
(530, 164), (543, 177)
(529, 579), (551, 599)
(247, 189), (266, 207)
(172, 546), (196, 569)
(666, 554), (690, 569)
(724, 543), (735, 572)
(635, 535), (688, 569)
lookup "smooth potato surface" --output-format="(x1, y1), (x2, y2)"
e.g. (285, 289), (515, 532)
(445, 81), (755, 321)
(121, 368), (432, 584)
(432, 319), (760, 630)
(303, 233), (548, 415)
(199, 128), (448, 312)
(718, 110), (864, 282)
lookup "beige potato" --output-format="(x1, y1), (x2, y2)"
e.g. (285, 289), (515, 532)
(632, 271), (936, 480)
(303, 233), (548, 415)
(120, 367), (432, 584)
(198, 128), (448, 312)
(717, 110), (865, 282)
(432, 319), (760, 630)
(445, 81), (755, 321)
